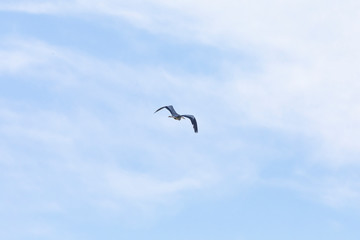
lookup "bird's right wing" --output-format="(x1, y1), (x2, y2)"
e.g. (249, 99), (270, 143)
(182, 115), (198, 133)
(154, 105), (178, 116)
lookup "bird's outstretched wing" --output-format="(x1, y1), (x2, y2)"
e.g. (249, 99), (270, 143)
(154, 105), (178, 116)
(181, 115), (198, 133)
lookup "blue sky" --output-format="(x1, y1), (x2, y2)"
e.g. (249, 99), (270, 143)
(1, 1), (360, 239)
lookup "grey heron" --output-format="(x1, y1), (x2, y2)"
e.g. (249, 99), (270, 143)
(154, 105), (198, 133)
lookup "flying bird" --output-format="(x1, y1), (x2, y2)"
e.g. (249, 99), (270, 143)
(154, 105), (198, 133)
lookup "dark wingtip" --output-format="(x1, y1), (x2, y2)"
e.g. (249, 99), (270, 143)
(154, 106), (163, 114)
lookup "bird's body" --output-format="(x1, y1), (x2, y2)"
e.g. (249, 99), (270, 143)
(171, 115), (184, 120)
(154, 105), (198, 133)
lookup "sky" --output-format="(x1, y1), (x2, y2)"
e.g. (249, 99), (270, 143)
(1, 0), (360, 239)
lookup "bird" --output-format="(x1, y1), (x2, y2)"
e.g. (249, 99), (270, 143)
(154, 105), (198, 133)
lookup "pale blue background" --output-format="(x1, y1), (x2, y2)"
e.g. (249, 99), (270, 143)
(1, 1), (360, 239)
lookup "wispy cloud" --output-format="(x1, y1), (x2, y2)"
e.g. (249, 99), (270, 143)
(2, 4), (360, 239)
(269, 168), (360, 208)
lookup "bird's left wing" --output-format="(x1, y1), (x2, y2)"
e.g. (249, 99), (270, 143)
(181, 115), (198, 133)
(154, 105), (178, 116)
(154, 106), (167, 113)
